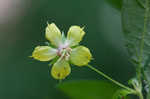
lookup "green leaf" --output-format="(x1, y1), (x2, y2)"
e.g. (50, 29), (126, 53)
(145, 63), (150, 82)
(136, 0), (146, 8)
(145, 65), (150, 99)
(57, 80), (121, 99)
(122, 0), (150, 98)
(122, 0), (150, 68)
(147, 91), (150, 99)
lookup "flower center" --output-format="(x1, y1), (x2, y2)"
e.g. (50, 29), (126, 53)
(57, 42), (72, 60)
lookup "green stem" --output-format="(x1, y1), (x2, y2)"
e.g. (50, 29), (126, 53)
(87, 64), (134, 92)
(138, 0), (149, 85)
(135, 0), (149, 99)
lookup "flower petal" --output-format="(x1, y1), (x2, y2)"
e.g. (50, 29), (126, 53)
(46, 23), (62, 47)
(70, 46), (92, 66)
(51, 59), (71, 79)
(67, 26), (85, 47)
(32, 46), (57, 61)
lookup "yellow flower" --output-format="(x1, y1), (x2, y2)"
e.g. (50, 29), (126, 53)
(31, 23), (92, 80)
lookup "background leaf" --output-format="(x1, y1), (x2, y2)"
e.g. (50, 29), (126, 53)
(145, 65), (150, 99)
(147, 91), (150, 99)
(122, 0), (150, 68)
(58, 80), (121, 99)
(122, 0), (150, 98)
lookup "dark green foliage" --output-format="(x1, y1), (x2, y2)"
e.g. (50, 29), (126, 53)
(106, 0), (122, 10)
(58, 80), (120, 99)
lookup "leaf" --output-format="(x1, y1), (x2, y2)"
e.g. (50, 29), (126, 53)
(122, 0), (150, 68)
(145, 62), (150, 83)
(145, 64), (150, 99)
(57, 80), (121, 99)
(122, 0), (150, 98)
(136, 0), (146, 8)
(147, 94), (150, 99)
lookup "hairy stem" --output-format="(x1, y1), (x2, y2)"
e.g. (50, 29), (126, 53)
(136, 0), (149, 98)
(138, 0), (149, 84)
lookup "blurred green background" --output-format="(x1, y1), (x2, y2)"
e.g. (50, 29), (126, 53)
(0, 0), (135, 99)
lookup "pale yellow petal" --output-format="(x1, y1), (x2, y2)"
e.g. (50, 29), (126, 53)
(70, 46), (92, 66)
(32, 46), (57, 61)
(46, 23), (62, 47)
(67, 26), (85, 46)
(51, 59), (71, 80)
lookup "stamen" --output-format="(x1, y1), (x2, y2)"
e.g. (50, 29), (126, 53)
(57, 42), (72, 60)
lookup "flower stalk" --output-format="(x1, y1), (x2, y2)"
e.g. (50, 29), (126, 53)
(87, 64), (135, 92)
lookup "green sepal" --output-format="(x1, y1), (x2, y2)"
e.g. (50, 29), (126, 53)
(113, 89), (135, 99)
